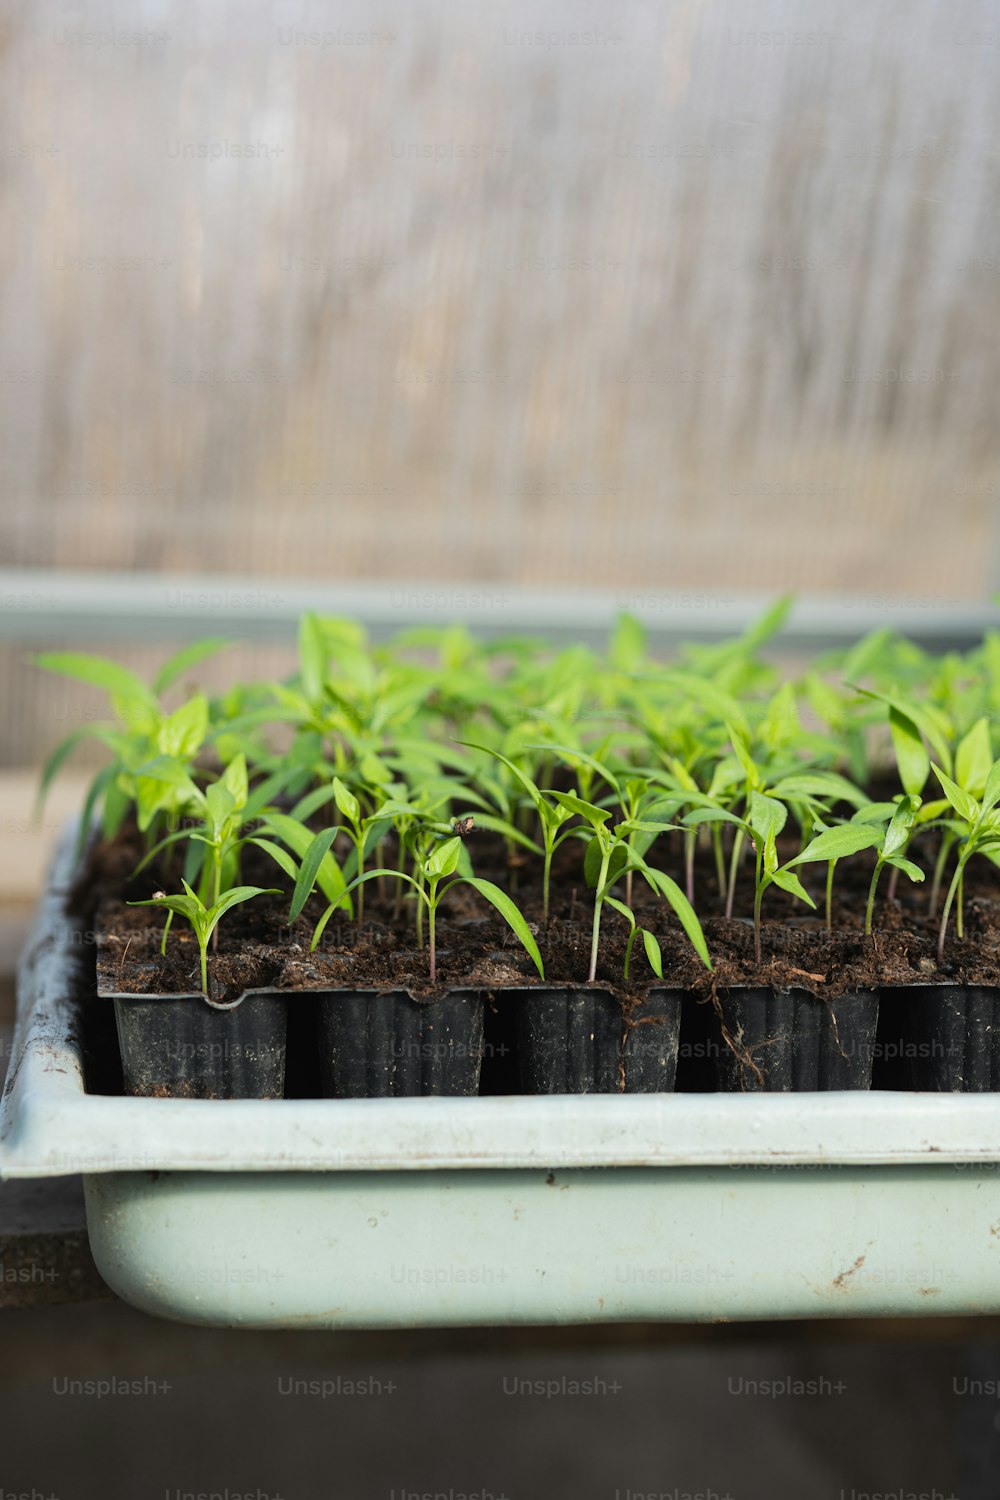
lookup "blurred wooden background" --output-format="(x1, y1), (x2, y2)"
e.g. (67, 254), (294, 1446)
(2, 0), (1000, 765)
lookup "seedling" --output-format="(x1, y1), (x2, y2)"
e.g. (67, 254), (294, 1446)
(932, 760), (1000, 960)
(293, 832), (544, 984)
(549, 790), (710, 983)
(34, 641), (228, 848)
(130, 881), (280, 996)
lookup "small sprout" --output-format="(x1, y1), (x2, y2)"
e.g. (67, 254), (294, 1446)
(130, 882), (280, 996)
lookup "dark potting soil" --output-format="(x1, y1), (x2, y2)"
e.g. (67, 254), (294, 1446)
(75, 819), (1000, 1006)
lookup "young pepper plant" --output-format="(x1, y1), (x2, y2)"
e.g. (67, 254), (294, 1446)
(130, 882), (280, 996)
(548, 790), (711, 984)
(292, 833), (544, 984)
(932, 760), (1000, 960)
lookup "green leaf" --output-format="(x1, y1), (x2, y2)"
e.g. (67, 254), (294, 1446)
(549, 790), (611, 828)
(610, 612), (646, 672)
(852, 687), (953, 774)
(770, 868), (817, 907)
(244, 836), (299, 883)
(458, 877), (544, 979)
(885, 856), (925, 884)
(931, 764), (979, 826)
(332, 776), (361, 827)
(289, 826), (339, 923)
(298, 612), (328, 703)
(157, 693), (209, 760)
(220, 752), (249, 811)
(36, 724), (121, 810)
(956, 718), (994, 798)
(639, 865), (712, 970)
(749, 790), (787, 842)
(263, 812), (350, 914)
(425, 835), (462, 879)
(585, 837), (628, 890)
(788, 823), (884, 866)
(883, 794), (922, 857)
(129, 890), (204, 924)
(728, 722), (758, 784)
(205, 782), (237, 839)
(33, 652), (157, 711)
(760, 682), (799, 750)
(641, 928), (664, 979)
(604, 894), (636, 930)
(767, 772), (867, 809)
(889, 705), (929, 797)
(982, 759), (1000, 817)
(153, 638), (231, 696)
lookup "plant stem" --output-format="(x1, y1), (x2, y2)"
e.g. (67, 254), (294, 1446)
(864, 860), (883, 936)
(753, 882), (763, 965)
(588, 848), (611, 984)
(685, 829), (695, 904)
(930, 832), (955, 911)
(938, 859), (965, 962)
(211, 847), (222, 951)
(542, 844), (552, 924)
(825, 859), (835, 935)
(392, 837), (406, 920)
(712, 824), (727, 901)
(956, 867), (964, 939)
(428, 893), (437, 981)
(199, 938), (208, 995)
(355, 834), (365, 928)
(725, 828), (744, 920)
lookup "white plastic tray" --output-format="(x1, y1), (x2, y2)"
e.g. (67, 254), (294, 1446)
(4, 829), (1000, 1327)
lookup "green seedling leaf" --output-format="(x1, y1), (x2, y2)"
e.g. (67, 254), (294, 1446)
(767, 772), (867, 809)
(769, 868), (816, 907)
(639, 864), (712, 970)
(289, 826), (339, 923)
(610, 612), (646, 672)
(641, 929), (664, 978)
(749, 790), (787, 841)
(244, 836), (299, 883)
(33, 652), (157, 711)
(332, 776), (361, 826)
(460, 877), (544, 979)
(955, 717), (992, 797)
(584, 836), (627, 890)
(425, 835), (462, 879)
(931, 764), (979, 826)
(298, 612), (328, 703)
(549, 790), (611, 827)
(883, 794), (921, 857)
(981, 759), (1000, 817)
(788, 824), (883, 866)
(264, 812), (350, 914)
(157, 694), (209, 760)
(220, 752), (249, 811)
(885, 856), (925, 883)
(888, 705), (929, 797)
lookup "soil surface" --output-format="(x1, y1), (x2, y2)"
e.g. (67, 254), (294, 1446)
(73, 817), (1000, 1004)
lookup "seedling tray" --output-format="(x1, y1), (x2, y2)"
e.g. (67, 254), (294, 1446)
(5, 830), (1000, 1327)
